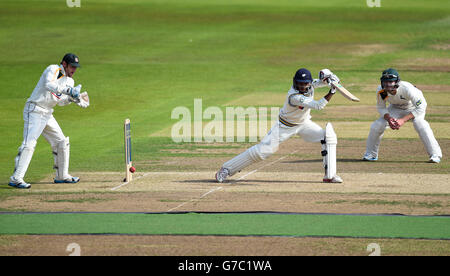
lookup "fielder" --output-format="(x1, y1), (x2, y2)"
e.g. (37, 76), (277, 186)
(363, 68), (442, 163)
(215, 68), (343, 183)
(9, 53), (90, 189)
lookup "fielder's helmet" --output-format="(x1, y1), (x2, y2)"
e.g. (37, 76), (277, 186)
(380, 68), (400, 90)
(380, 68), (400, 83)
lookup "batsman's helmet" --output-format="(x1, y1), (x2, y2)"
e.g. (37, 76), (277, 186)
(293, 68), (313, 84)
(293, 68), (313, 91)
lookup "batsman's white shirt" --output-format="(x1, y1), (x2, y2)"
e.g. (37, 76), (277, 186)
(258, 79), (329, 157)
(279, 80), (328, 126)
(27, 64), (73, 111)
(376, 81), (426, 119)
(222, 79), (336, 177)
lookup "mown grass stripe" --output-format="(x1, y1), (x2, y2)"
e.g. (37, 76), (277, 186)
(0, 213), (448, 240)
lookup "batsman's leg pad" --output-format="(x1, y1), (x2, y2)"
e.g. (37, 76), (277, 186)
(322, 123), (337, 179)
(223, 146), (261, 176)
(52, 146), (59, 179)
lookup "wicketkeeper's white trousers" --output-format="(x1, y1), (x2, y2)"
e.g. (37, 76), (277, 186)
(364, 106), (442, 159)
(11, 102), (68, 182)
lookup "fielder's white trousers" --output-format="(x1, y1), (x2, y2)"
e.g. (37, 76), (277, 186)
(364, 106), (442, 159)
(223, 120), (325, 176)
(11, 102), (66, 181)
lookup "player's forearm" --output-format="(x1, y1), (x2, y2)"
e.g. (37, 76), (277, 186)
(400, 113), (414, 122)
(289, 94), (328, 110)
(45, 81), (70, 94)
(312, 79), (327, 88)
(323, 91), (334, 102)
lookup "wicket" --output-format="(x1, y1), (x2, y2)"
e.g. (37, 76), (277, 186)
(124, 118), (132, 182)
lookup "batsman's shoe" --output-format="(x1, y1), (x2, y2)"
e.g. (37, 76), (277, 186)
(429, 155), (441, 163)
(362, 154), (378, 161)
(323, 175), (343, 183)
(215, 167), (230, 183)
(8, 177), (31, 189)
(54, 176), (80, 184)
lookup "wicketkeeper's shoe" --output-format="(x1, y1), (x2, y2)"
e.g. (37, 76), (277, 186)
(215, 167), (230, 183)
(8, 177), (31, 189)
(323, 175), (343, 183)
(362, 154), (378, 161)
(54, 176), (80, 184)
(429, 155), (441, 163)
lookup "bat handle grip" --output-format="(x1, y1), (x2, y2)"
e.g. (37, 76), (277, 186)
(327, 78), (335, 87)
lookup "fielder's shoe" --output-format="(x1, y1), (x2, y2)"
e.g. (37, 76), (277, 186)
(429, 155), (441, 163)
(215, 167), (230, 183)
(323, 175), (343, 183)
(54, 176), (80, 184)
(8, 177), (31, 189)
(362, 154), (378, 161)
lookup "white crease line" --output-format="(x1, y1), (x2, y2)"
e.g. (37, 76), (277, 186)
(236, 150), (298, 181)
(111, 172), (150, 191)
(167, 186), (223, 212)
(167, 150), (298, 212)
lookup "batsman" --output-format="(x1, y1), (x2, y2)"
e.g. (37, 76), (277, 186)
(363, 68), (442, 163)
(216, 68), (343, 184)
(9, 53), (90, 189)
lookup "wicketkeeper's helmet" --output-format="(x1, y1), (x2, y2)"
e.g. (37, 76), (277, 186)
(62, 53), (81, 68)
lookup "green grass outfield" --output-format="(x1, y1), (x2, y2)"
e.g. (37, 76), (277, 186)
(1, 0), (449, 184)
(0, 212), (449, 239)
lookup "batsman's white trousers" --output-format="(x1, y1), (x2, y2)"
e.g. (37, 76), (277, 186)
(11, 102), (66, 181)
(223, 120), (325, 176)
(364, 106), (442, 159)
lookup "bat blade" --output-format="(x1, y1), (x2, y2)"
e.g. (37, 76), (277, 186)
(331, 82), (360, 102)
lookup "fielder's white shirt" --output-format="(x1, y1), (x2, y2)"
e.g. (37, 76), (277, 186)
(279, 79), (328, 125)
(27, 64), (74, 111)
(376, 81), (427, 119)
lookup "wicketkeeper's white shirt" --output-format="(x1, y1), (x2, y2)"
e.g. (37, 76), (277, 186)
(27, 64), (74, 111)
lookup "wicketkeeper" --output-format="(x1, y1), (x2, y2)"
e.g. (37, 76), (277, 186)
(215, 68), (343, 183)
(363, 68), (442, 163)
(9, 53), (90, 189)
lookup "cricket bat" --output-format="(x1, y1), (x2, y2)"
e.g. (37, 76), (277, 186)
(330, 81), (360, 102)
